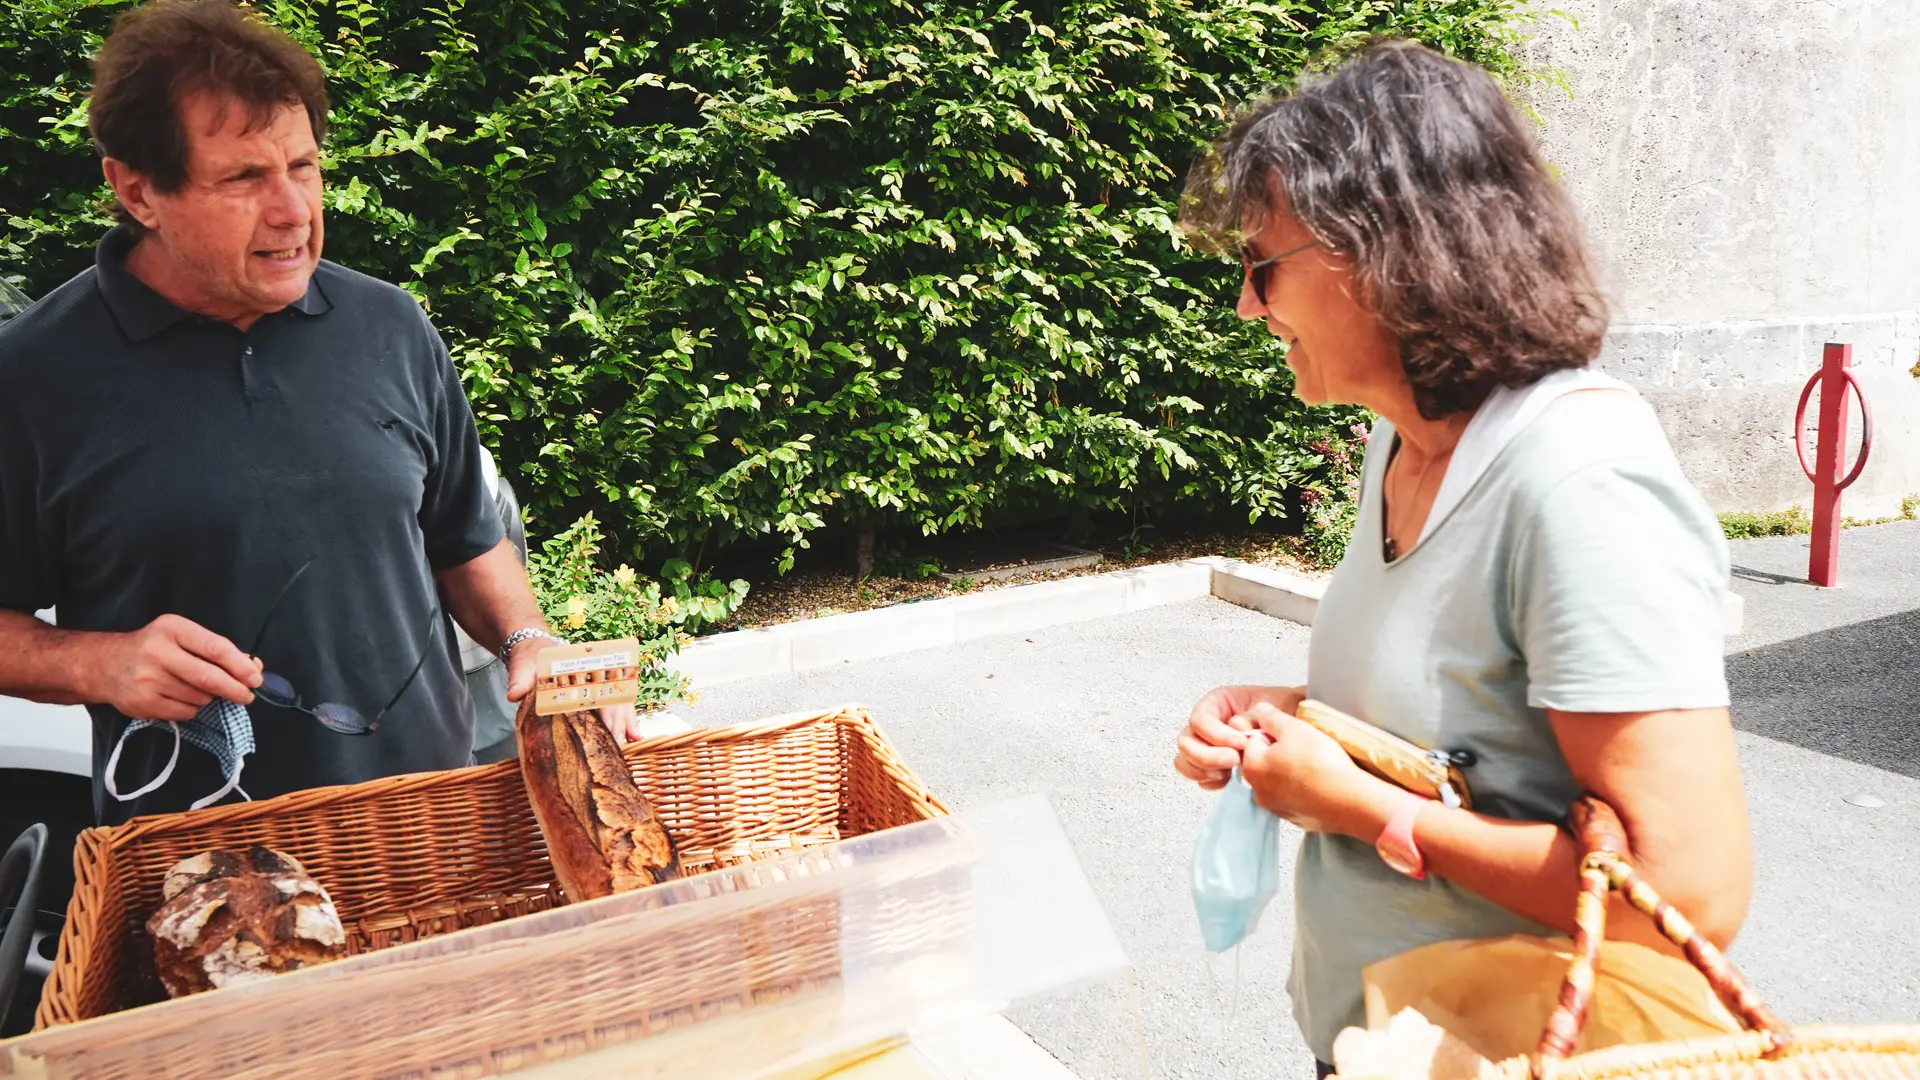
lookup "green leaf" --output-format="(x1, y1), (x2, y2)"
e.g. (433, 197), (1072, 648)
(0, 0), (1533, 579)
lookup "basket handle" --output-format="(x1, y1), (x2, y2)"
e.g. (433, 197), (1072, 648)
(1532, 796), (1790, 1077)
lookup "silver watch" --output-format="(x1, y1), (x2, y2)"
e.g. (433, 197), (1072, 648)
(499, 627), (563, 665)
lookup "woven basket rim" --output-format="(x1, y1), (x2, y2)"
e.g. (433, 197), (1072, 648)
(1464, 1023), (1920, 1080)
(90, 704), (896, 846)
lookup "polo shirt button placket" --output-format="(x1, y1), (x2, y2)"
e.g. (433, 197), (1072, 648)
(240, 343), (260, 402)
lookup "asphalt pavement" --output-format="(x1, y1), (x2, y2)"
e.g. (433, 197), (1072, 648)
(681, 520), (1920, 1079)
(1720, 520), (1920, 1032)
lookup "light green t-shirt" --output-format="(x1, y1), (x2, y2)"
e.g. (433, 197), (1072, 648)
(1290, 389), (1733, 1058)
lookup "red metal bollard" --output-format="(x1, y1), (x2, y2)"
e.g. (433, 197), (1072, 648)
(1794, 342), (1873, 587)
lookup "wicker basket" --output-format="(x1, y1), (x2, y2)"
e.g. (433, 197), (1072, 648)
(34, 705), (948, 1035)
(1347, 796), (1920, 1080)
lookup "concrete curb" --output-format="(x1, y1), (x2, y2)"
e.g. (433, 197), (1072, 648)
(1205, 559), (1326, 627)
(669, 556), (1327, 688)
(668, 553), (1745, 688)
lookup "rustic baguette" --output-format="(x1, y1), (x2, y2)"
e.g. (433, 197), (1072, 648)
(515, 696), (680, 901)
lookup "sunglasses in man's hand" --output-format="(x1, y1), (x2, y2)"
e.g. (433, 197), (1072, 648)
(248, 561), (441, 736)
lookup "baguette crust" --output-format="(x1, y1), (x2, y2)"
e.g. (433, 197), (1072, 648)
(515, 697), (679, 901)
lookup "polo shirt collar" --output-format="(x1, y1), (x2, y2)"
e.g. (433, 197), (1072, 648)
(94, 225), (332, 342)
(95, 226), (188, 343)
(286, 272), (331, 317)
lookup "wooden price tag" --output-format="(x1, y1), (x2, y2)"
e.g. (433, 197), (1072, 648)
(533, 638), (641, 716)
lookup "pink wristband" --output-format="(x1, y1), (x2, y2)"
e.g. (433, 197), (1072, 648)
(1375, 793), (1429, 880)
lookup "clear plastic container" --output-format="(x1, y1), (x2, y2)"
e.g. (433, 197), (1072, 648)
(0, 794), (1128, 1079)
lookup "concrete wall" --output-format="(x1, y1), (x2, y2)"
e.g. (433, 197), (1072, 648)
(1520, 1), (1920, 515)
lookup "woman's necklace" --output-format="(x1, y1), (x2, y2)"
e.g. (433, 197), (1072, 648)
(1381, 437), (1453, 563)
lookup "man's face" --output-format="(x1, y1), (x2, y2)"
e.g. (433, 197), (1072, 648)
(111, 93), (324, 324)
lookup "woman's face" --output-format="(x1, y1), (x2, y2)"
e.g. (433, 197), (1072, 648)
(1236, 207), (1402, 409)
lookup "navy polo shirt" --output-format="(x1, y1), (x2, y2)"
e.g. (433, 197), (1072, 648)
(0, 226), (504, 825)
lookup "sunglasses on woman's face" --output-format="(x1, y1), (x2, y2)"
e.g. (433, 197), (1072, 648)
(247, 561), (442, 736)
(1239, 239), (1318, 306)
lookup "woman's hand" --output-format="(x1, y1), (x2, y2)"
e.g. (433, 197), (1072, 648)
(1240, 703), (1394, 836)
(1175, 684), (1307, 790)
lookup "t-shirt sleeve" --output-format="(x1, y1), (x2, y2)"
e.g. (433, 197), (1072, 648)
(1510, 460), (1732, 713)
(416, 315), (504, 570)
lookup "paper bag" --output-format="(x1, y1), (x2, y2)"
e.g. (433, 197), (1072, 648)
(1361, 934), (1742, 1063)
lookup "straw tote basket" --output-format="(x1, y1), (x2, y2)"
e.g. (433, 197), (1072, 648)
(33, 705), (948, 1032)
(1348, 796), (1920, 1080)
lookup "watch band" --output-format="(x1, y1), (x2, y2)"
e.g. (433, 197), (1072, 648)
(499, 627), (563, 666)
(1376, 793), (1429, 880)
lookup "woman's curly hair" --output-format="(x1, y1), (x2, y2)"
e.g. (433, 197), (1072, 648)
(1182, 39), (1609, 420)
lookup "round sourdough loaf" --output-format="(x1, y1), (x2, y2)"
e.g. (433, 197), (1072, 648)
(145, 846), (347, 998)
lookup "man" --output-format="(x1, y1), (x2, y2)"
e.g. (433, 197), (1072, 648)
(0, 0), (593, 825)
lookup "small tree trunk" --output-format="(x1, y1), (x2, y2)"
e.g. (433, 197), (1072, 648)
(1066, 505), (1093, 546)
(855, 520), (876, 580)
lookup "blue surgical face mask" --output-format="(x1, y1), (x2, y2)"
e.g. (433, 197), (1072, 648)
(104, 699), (255, 811)
(1189, 764), (1282, 953)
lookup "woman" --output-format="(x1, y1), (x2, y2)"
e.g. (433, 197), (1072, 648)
(1172, 40), (1751, 1072)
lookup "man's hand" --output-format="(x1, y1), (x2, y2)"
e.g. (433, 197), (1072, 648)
(97, 614), (263, 722)
(441, 540), (552, 709)
(504, 635), (545, 704)
(499, 634), (641, 745)
(503, 638), (642, 745)
(1174, 684), (1307, 791)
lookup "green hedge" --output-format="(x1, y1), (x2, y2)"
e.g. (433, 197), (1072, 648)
(2, 0), (1541, 570)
